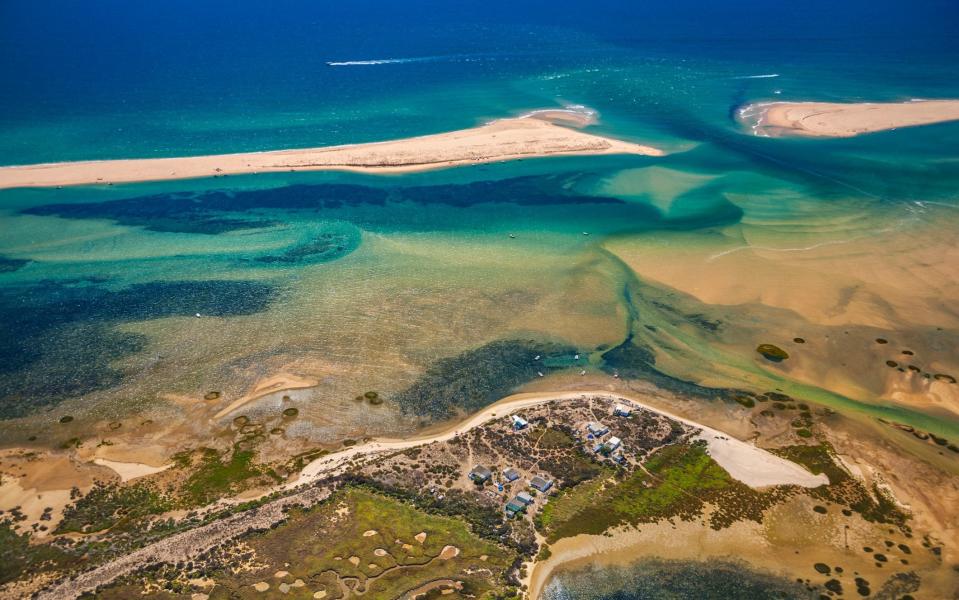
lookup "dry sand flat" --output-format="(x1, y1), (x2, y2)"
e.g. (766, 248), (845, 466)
(92, 458), (172, 482)
(0, 116), (663, 189)
(742, 99), (959, 137)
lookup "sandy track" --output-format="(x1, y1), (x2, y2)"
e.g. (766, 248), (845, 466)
(34, 485), (333, 600)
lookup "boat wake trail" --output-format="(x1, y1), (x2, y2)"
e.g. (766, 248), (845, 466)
(733, 73), (780, 79)
(326, 54), (480, 66)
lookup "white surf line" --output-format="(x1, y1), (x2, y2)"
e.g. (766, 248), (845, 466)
(706, 238), (856, 262)
(293, 391), (827, 489)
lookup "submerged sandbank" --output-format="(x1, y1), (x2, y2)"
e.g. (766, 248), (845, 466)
(0, 116), (663, 189)
(739, 99), (959, 137)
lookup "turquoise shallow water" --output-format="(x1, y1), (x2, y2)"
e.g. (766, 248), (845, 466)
(1, 2), (959, 424)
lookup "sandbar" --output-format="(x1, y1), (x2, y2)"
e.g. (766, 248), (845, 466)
(212, 373), (319, 420)
(0, 116), (663, 190)
(739, 99), (959, 137)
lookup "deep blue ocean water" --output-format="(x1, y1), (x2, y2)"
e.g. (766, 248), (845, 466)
(1, 0), (958, 164)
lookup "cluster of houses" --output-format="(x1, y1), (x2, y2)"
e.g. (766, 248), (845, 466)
(466, 413), (557, 517)
(468, 462), (554, 517)
(465, 403), (635, 518)
(586, 403), (632, 465)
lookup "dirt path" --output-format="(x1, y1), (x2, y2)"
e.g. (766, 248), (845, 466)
(34, 485), (334, 600)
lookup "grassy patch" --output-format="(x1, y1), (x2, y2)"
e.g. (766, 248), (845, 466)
(176, 447), (281, 506)
(0, 520), (77, 584)
(536, 443), (782, 542)
(533, 427), (576, 449)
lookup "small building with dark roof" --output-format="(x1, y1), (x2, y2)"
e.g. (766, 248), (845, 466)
(502, 467), (521, 482)
(586, 422), (609, 438)
(469, 465), (492, 483)
(529, 475), (553, 493)
(505, 497), (527, 515)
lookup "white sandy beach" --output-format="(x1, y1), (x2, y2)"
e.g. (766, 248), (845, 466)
(0, 116), (662, 189)
(740, 99), (959, 137)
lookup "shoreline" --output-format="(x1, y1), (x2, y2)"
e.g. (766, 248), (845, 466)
(738, 99), (959, 138)
(0, 116), (663, 190)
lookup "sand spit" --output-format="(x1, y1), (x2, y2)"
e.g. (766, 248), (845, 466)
(212, 373), (318, 420)
(0, 116), (663, 189)
(294, 391), (827, 489)
(739, 99), (959, 137)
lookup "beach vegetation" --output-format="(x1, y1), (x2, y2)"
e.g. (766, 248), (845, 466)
(535, 443), (782, 542)
(56, 482), (172, 534)
(175, 447), (280, 506)
(772, 444), (910, 529)
(0, 520), (77, 584)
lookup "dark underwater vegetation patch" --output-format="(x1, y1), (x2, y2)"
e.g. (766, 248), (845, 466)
(0, 256), (30, 273)
(20, 173), (744, 235)
(253, 227), (360, 265)
(599, 333), (731, 401)
(757, 343), (790, 362)
(549, 558), (814, 600)
(0, 279), (278, 419)
(393, 339), (576, 420)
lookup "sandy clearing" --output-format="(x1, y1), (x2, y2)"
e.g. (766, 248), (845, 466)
(92, 458), (172, 482)
(0, 116), (663, 190)
(439, 545), (460, 560)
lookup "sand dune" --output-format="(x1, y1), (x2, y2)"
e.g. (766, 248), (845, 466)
(740, 99), (959, 137)
(0, 116), (663, 189)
